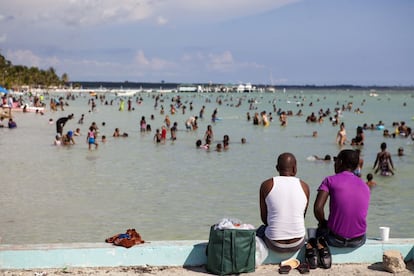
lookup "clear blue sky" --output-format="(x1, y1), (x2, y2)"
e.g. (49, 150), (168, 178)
(0, 0), (413, 85)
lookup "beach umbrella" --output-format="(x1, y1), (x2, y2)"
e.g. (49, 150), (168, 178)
(0, 85), (9, 94)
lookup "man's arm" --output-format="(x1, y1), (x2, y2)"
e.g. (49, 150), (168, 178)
(300, 180), (310, 217)
(373, 153), (379, 169)
(259, 179), (272, 225)
(314, 190), (329, 228)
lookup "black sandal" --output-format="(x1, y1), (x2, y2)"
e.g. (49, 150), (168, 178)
(317, 236), (332, 269)
(305, 238), (318, 269)
(297, 263), (310, 274)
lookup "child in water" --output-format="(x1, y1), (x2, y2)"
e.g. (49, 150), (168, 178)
(154, 129), (162, 143)
(196, 139), (209, 150)
(366, 173), (376, 189)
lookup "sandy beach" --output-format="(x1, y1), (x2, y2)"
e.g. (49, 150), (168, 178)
(2, 261), (413, 276)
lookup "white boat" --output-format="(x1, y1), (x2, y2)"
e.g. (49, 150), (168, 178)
(369, 89), (378, 97)
(112, 89), (141, 97)
(177, 84), (202, 93)
(237, 83), (254, 93)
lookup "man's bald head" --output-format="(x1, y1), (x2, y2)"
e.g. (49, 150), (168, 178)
(276, 152), (297, 176)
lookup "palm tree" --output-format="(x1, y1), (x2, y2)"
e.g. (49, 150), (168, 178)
(0, 52), (64, 88)
(61, 73), (69, 85)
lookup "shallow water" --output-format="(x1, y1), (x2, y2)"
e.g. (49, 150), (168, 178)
(0, 89), (413, 244)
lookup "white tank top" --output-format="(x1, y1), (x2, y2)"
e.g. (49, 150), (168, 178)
(264, 176), (307, 240)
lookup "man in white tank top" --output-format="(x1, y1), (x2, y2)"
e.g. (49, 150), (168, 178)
(257, 152), (310, 253)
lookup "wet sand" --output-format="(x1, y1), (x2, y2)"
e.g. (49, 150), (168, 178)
(2, 261), (414, 276)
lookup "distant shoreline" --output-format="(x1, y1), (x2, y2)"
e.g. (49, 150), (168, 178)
(7, 82), (414, 94)
(71, 81), (414, 91)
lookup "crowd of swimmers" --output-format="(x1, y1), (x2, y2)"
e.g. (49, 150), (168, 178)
(312, 138), (401, 188)
(3, 92), (412, 176)
(46, 94), (243, 151)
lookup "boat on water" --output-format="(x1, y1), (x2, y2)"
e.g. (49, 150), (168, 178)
(177, 84), (203, 93)
(369, 89), (379, 97)
(237, 83), (254, 93)
(112, 89), (143, 97)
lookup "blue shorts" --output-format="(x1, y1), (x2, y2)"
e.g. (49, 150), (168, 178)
(317, 227), (366, 248)
(88, 137), (95, 144)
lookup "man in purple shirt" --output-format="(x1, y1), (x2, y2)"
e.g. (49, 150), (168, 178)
(314, 149), (370, 248)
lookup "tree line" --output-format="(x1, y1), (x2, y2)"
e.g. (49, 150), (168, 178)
(0, 52), (68, 90)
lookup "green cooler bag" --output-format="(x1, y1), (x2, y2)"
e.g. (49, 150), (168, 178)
(206, 225), (256, 275)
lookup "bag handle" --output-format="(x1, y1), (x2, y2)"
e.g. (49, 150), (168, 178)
(232, 231), (237, 272)
(233, 230), (255, 272)
(221, 230), (226, 274)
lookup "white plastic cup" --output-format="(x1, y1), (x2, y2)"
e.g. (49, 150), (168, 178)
(307, 228), (317, 239)
(379, 226), (390, 241)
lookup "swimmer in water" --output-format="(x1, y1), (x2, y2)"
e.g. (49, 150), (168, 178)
(366, 173), (376, 189)
(373, 142), (394, 176)
(313, 154), (332, 161)
(196, 139), (209, 150)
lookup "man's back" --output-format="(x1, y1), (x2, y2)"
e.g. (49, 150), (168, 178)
(264, 176), (307, 240)
(319, 171), (370, 239)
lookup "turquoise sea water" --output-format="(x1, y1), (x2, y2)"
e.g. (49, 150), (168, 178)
(0, 89), (413, 244)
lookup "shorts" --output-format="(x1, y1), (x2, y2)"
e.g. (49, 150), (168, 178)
(326, 231), (365, 248)
(381, 170), (392, 176)
(88, 137), (95, 144)
(256, 225), (305, 253)
(317, 227), (366, 248)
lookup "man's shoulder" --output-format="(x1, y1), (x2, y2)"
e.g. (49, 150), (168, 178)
(261, 177), (274, 186)
(299, 179), (310, 187)
(319, 172), (345, 186)
(260, 177), (274, 192)
(322, 173), (337, 181)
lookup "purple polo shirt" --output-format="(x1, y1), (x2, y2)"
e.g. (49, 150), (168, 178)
(318, 171), (370, 239)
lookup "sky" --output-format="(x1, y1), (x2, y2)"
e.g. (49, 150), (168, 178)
(0, 0), (413, 86)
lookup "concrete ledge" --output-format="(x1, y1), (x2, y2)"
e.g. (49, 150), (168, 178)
(265, 239), (414, 264)
(0, 239), (413, 269)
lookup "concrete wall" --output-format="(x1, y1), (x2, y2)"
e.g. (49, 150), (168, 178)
(0, 239), (413, 269)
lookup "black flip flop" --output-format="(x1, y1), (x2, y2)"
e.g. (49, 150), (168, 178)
(297, 263), (310, 274)
(278, 265), (291, 274)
